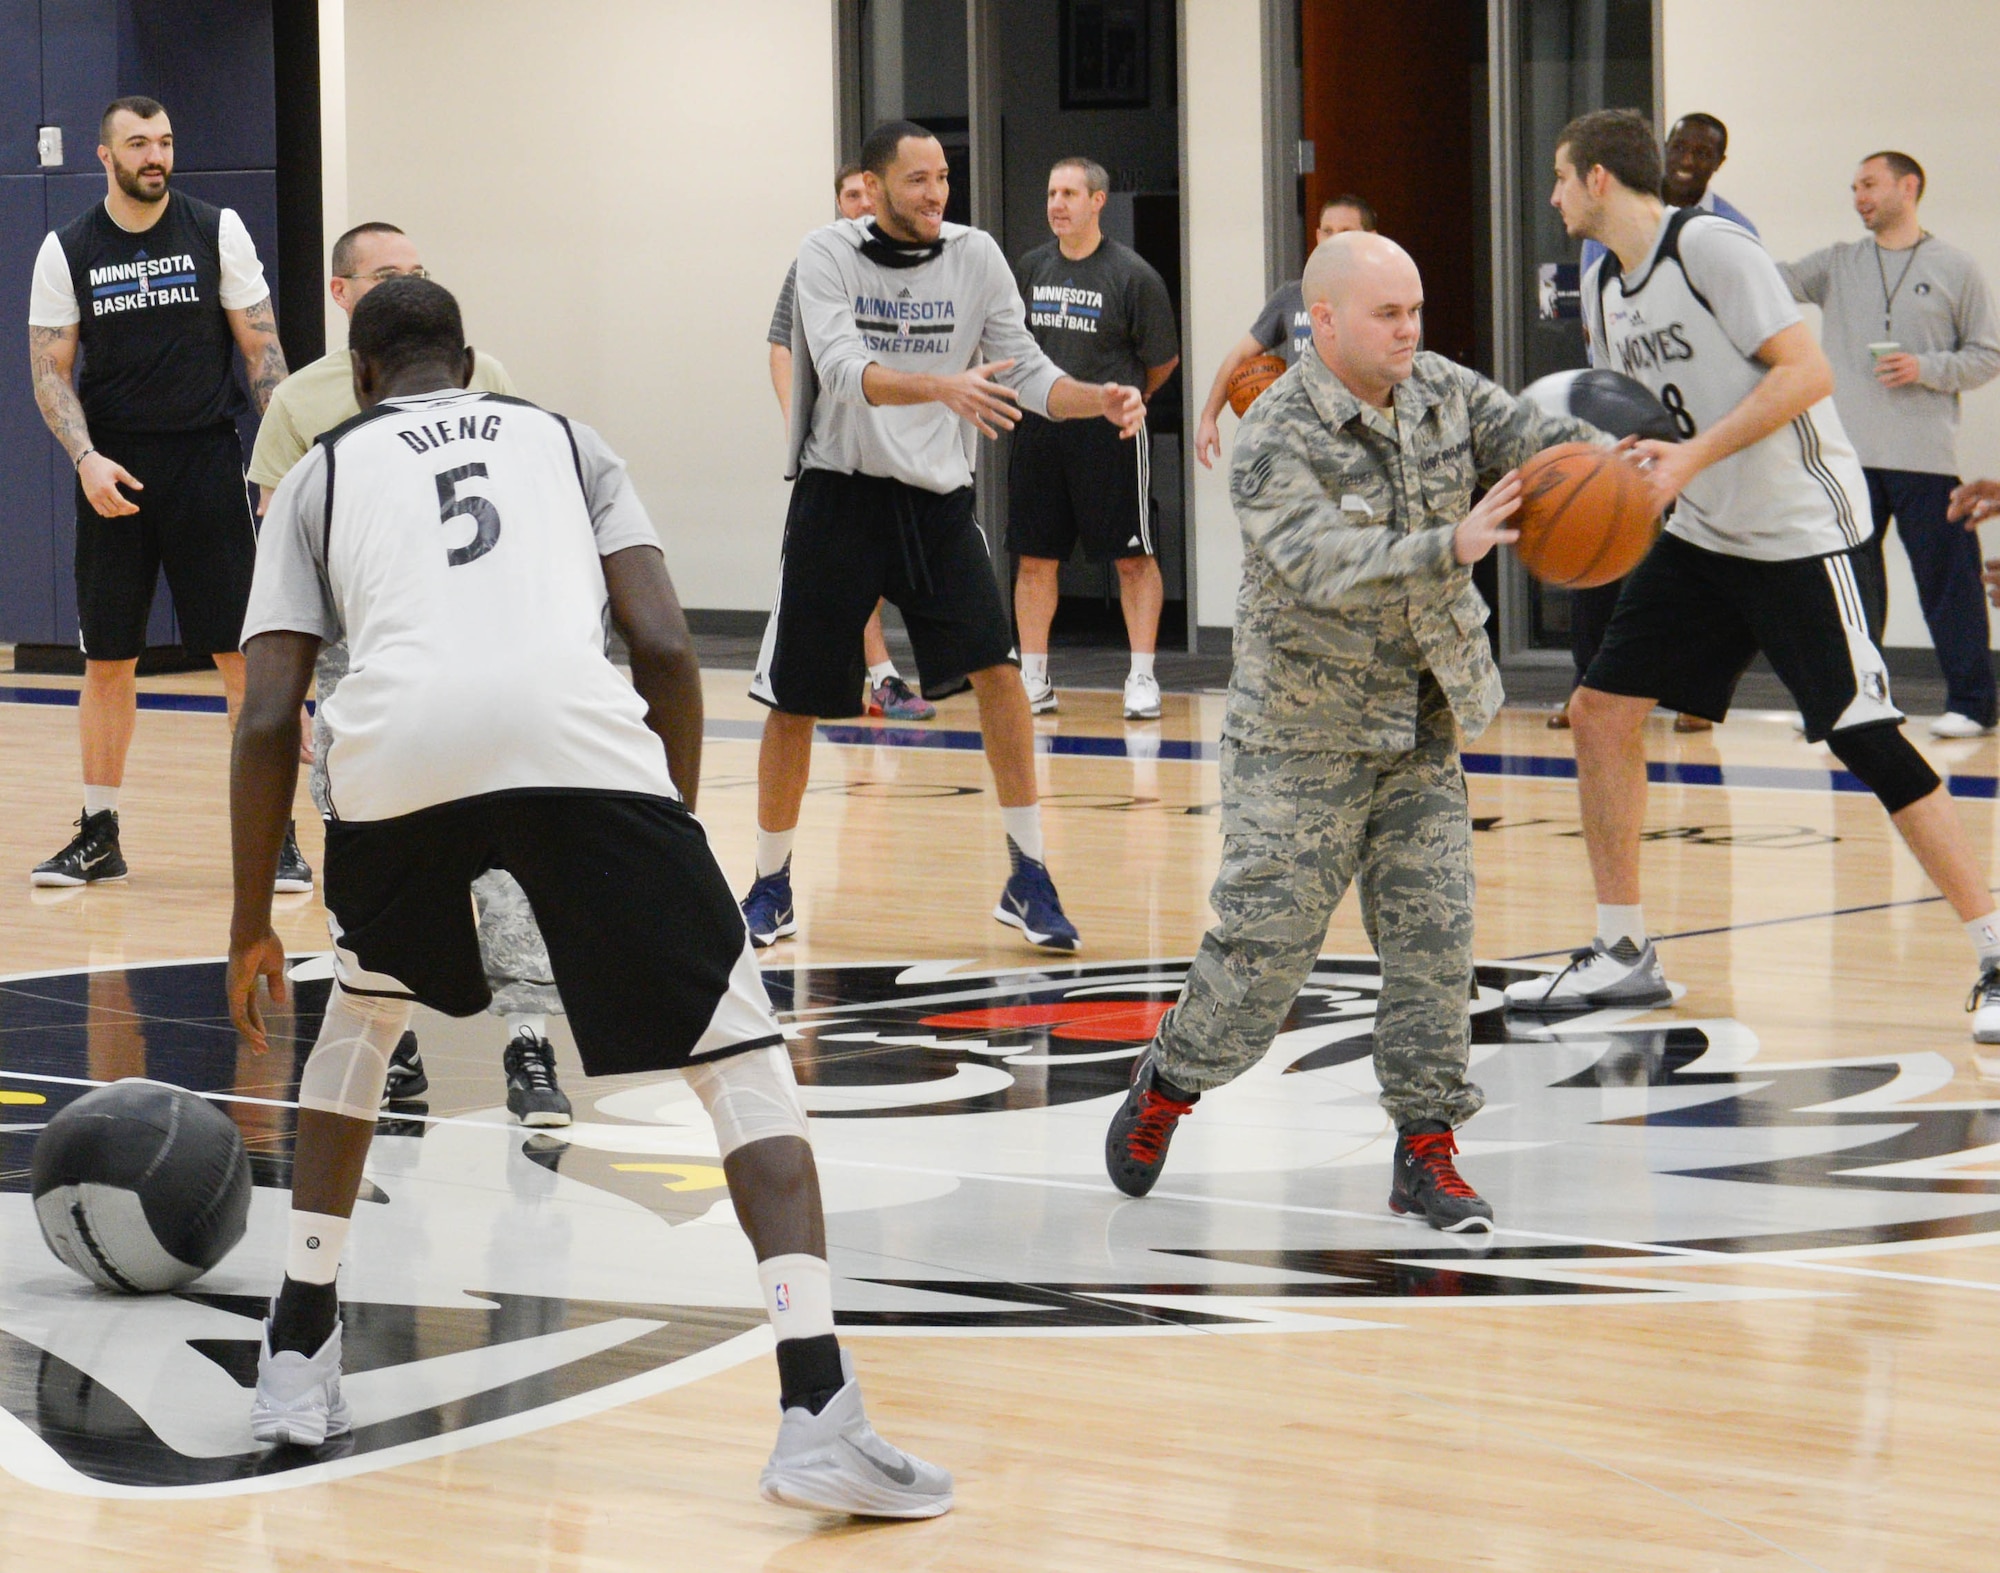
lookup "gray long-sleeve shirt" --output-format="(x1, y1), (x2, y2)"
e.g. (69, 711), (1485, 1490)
(786, 217), (1066, 493)
(1779, 234), (2000, 475)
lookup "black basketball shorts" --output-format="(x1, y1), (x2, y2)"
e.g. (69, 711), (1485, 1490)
(1008, 412), (1153, 563)
(1583, 531), (1902, 742)
(751, 467), (1017, 718)
(74, 424), (257, 661)
(323, 790), (784, 1076)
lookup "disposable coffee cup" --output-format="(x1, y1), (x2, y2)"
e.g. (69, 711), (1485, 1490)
(1869, 341), (1902, 362)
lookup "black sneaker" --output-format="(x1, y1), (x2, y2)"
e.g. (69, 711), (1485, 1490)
(1103, 1050), (1198, 1197)
(274, 820), (314, 892)
(1388, 1121), (1495, 1232)
(381, 1031), (429, 1104)
(503, 1030), (573, 1128)
(32, 808), (127, 887)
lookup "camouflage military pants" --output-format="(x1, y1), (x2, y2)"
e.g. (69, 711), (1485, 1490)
(312, 641), (564, 1019)
(1153, 701), (1483, 1129)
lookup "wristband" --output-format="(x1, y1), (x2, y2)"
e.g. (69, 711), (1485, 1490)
(74, 447), (95, 470)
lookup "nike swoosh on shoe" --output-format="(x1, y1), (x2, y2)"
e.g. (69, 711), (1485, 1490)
(842, 1435), (918, 1486)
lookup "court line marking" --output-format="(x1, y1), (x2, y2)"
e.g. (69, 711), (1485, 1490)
(5, 678), (1998, 796)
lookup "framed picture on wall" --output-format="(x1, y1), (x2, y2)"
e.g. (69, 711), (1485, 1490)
(1060, 0), (1149, 110)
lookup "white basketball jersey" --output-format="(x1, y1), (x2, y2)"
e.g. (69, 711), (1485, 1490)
(1585, 210), (1869, 562)
(316, 391), (674, 821)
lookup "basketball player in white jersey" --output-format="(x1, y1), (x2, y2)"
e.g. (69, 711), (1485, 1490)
(1510, 110), (2000, 1043)
(226, 279), (950, 1517)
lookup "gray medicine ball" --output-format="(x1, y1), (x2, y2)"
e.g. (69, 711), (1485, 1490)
(31, 1080), (252, 1292)
(1523, 367), (1681, 443)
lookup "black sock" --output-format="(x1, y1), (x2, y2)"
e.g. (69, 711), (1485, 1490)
(1399, 1118), (1451, 1138)
(776, 1333), (845, 1414)
(270, 1276), (339, 1355)
(1151, 1065), (1199, 1104)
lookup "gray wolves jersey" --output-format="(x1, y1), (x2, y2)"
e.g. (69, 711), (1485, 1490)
(1584, 208), (1868, 562)
(244, 390), (672, 821)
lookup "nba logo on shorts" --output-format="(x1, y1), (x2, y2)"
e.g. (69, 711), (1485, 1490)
(775, 1282), (791, 1313)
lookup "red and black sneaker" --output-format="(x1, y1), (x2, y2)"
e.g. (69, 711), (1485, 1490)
(1388, 1121), (1494, 1232)
(1104, 1051), (1198, 1197)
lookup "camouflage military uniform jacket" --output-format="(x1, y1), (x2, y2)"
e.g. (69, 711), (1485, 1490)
(1226, 347), (1599, 751)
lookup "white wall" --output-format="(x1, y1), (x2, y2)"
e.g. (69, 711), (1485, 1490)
(1182, 0), (1266, 635)
(1665, 0), (2000, 649)
(338, 1), (835, 610)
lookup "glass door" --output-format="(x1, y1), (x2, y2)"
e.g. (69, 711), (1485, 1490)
(1490, 0), (1658, 660)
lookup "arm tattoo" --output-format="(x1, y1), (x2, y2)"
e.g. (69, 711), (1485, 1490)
(28, 325), (92, 462)
(236, 298), (290, 414)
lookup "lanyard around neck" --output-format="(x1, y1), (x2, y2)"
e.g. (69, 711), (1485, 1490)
(1875, 236), (1927, 333)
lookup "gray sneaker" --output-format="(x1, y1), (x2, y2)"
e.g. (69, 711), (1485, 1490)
(1503, 937), (1672, 1014)
(250, 1312), (352, 1447)
(758, 1352), (953, 1518)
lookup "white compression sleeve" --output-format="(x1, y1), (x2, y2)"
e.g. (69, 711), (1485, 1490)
(297, 984), (412, 1121)
(682, 1044), (809, 1157)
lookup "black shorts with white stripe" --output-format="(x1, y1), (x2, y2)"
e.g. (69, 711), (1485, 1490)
(1007, 412), (1153, 563)
(1583, 531), (1902, 742)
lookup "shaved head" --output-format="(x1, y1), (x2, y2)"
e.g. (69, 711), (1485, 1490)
(1303, 231), (1418, 309)
(1303, 232), (1425, 406)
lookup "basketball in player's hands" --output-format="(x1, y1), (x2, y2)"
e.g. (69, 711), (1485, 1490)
(1511, 443), (1660, 588)
(1226, 354), (1287, 417)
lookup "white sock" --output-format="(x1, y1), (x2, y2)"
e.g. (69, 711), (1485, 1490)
(286, 1210), (350, 1285)
(1968, 912), (2000, 965)
(1129, 652), (1155, 680)
(1001, 804), (1045, 862)
(866, 661), (898, 686)
(505, 1013), (547, 1042)
(756, 1253), (835, 1343)
(1596, 904), (1646, 949)
(1022, 653), (1049, 685)
(756, 827), (795, 879)
(83, 785), (119, 817)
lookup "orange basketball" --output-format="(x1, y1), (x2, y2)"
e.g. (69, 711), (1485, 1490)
(1511, 443), (1659, 589)
(1226, 353), (1288, 416)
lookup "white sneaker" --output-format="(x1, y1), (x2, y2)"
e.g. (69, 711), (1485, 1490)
(1022, 670), (1058, 714)
(759, 1352), (953, 1518)
(1123, 670), (1162, 720)
(1929, 712), (1996, 739)
(1503, 937), (1673, 1014)
(1971, 966), (2000, 1056)
(250, 1312), (352, 1447)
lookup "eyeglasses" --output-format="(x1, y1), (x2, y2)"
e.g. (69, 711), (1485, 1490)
(337, 266), (429, 283)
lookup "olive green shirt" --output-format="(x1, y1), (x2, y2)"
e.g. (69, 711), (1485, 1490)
(247, 346), (518, 487)
(1225, 346), (1600, 751)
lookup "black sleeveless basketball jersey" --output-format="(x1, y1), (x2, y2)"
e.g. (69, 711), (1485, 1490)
(57, 192), (245, 434)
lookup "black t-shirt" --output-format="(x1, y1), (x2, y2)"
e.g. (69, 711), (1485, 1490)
(1013, 237), (1179, 389)
(58, 191), (245, 433)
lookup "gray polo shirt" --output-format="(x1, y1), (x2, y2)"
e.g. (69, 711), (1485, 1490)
(1780, 235), (2000, 474)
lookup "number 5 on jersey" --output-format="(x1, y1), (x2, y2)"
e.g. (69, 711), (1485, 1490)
(436, 463), (501, 565)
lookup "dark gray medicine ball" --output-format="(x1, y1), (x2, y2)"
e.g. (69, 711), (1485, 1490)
(1523, 367), (1682, 442)
(31, 1080), (253, 1292)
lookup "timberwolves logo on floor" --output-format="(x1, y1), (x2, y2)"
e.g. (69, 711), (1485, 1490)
(2, 953), (1998, 1495)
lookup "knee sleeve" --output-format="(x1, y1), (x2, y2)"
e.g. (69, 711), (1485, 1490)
(1827, 722), (1942, 814)
(298, 984), (412, 1121)
(682, 1044), (809, 1158)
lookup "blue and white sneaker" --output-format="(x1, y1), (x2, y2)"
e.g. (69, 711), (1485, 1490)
(993, 838), (1080, 952)
(741, 860), (798, 948)
(251, 1313), (352, 1448)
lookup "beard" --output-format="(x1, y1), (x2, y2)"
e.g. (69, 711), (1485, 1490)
(113, 162), (169, 203)
(878, 186), (941, 241)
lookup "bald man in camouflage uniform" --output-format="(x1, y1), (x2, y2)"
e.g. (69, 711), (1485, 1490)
(1104, 232), (1603, 1230)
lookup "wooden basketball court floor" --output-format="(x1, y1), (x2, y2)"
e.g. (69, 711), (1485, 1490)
(2, 666), (1999, 1571)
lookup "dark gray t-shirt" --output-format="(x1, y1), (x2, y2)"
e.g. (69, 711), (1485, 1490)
(768, 262), (797, 348)
(1249, 280), (1313, 366)
(1013, 236), (1178, 388)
